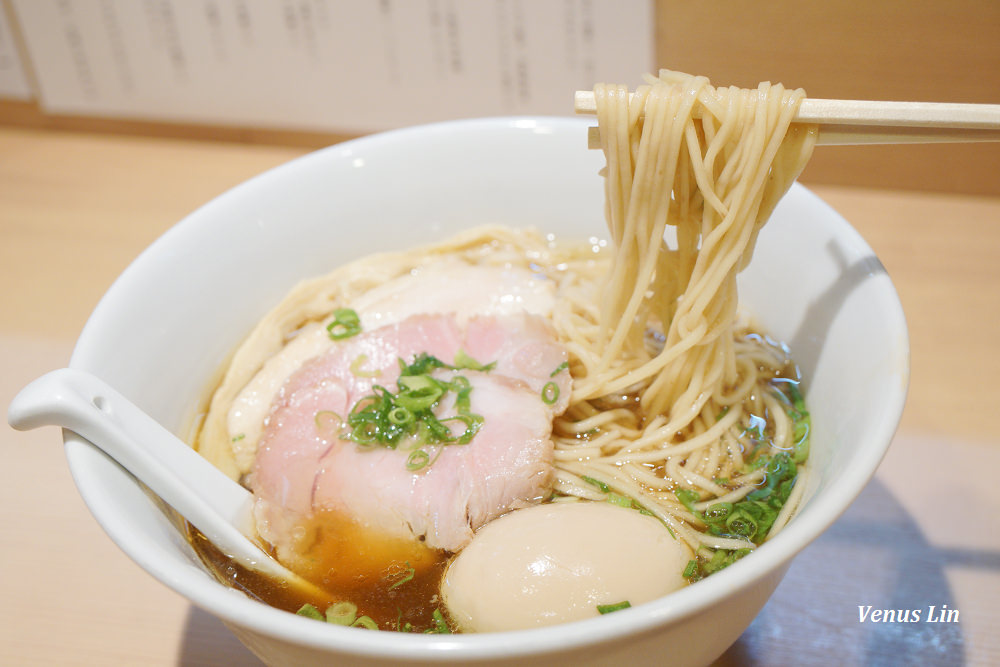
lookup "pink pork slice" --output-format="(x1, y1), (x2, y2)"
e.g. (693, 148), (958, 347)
(251, 312), (571, 552)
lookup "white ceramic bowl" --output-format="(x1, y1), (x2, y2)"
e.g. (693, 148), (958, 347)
(59, 117), (907, 666)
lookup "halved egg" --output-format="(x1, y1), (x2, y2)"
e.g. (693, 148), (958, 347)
(441, 501), (692, 632)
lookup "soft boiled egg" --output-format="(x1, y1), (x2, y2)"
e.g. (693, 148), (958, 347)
(440, 501), (692, 632)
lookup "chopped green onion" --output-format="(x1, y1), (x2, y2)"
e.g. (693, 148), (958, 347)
(341, 350), (498, 470)
(406, 449), (431, 471)
(296, 603), (323, 620)
(353, 616), (379, 630)
(395, 607), (451, 633)
(327, 308), (362, 340)
(606, 492), (632, 508)
(388, 406), (414, 426)
(231, 433), (246, 442)
(425, 609), (451, 634)
(440, 413), (484, 444)
(676, 383), (809, 582)
(597, 600), (631, 614)
(581, 475), (610, 493)
(453, 349), (496, 372)
(326, 601), (359, 625)
(541, 381), (560, 405)
(684, 547), (753, 582)
(702, 502), (733, 522)
(792, 424), (811, 464)
(399, 352), (448, 376)
(450, 375), (473, 412)
(448, 374), (471, 390)
(676, 455), (800, 578)
(387, 562), (415, 590)
(396, 375), (444, 411)
(298, 602), (378, 630)
(675, 489), (701, 513)
(725, 509), (759, 539)
(550, 361), (569, 377)
(594, 486), (676, 538)
(314, 410), (343, 432)
(395, 608), (410, 632)
(351, 421), (379, 445)
(783, 382), (811, 464)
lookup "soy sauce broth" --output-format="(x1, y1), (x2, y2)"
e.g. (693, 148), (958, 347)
(185, 521), (454, 632)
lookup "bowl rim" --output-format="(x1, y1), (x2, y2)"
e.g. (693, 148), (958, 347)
(63, 115), (910, 660)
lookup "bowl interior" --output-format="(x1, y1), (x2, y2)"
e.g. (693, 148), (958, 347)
(64, 116), (908, 660)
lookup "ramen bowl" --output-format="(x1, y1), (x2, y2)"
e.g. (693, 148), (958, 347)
(52, 117), (907, 666)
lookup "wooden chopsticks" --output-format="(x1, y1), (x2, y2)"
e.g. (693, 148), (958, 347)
(574, 91), (1000, 146)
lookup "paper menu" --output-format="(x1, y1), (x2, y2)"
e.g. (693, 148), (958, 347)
(9, 0), (653, 134)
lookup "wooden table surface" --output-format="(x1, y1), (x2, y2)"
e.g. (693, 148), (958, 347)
(2, 126), (998, 666)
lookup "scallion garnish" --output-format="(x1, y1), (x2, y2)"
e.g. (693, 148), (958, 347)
(399, 352), (447, 376)
(597, 600), (631, 614)
(296, 602), (378, 630)
(599, 486), (674, 536)
(726, 508), (759, 540)
(296, 603), (323, 620)
(675, 488), (700, 514)
(353, 616), (379, 630)
(387, 406), (414, 426)
(453, 348), (497, 372)
(387, 562), (416, 590)
(426, 609), (451, 634)
(683, 547), (753, 582)
(325, 601), (360, 625)
(541, 381), (559, 405)
(326, 308), (362, 340)
(327, 602), (378, 629)
(702, 502), (732, 522)
(676, 453), (800, 579)
(676, 451), (796, 545)
(607, 492), (632, 508)
(779, 380), (811, 464)
(314, 410), (343, 432)
(550, 361), (569, 377)
(406, 449), (431, 471)
(581, 475), (610, 493)
(396, 375), (444, 411)
(395, 607), (452, 633)
(341, 351), (494, 470)
(677, 380), (810, 582)
(440, 413), (483, 443)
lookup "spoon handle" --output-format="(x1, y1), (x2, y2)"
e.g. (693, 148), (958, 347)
(9, 367), (332, 597)
(8, 368), (256, 558)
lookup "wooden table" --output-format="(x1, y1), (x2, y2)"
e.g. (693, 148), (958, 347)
(2, 126), (997, 666)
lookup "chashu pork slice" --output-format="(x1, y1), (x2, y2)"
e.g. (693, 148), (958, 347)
(250, 311), (571, 556)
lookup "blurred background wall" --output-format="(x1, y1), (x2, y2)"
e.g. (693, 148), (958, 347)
(658, 2), (1000, 195)
(1, 0), (997, 195)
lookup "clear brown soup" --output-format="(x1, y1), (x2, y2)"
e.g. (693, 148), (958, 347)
(186, 522), (453, 632)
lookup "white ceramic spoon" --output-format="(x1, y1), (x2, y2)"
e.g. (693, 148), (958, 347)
(8, 367), (327, 599)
